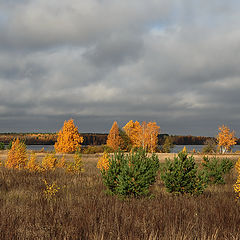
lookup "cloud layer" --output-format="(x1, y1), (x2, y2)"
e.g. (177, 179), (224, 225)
(0, 0), (240, 136)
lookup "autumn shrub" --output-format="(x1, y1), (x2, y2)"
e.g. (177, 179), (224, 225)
(43, 179), (61, 200)
(201, 156), (233, 184)
(66, 151), (83, 173)
(97, 152), (110, 171)
(56, 155), (66, 168)
(161, 151), (208, 195)
(5, 138), (28, 169)
(99, 149), (160, 197)
(234, 158), (240, 199)
(41, 153), (58, 171)
(202, 139), (217, 154)
(25, 152), (41, 172)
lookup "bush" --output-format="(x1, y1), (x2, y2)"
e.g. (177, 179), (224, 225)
(161, 136), (174, 153)
(82, 145), (105, 154)
(82, 145), (114, 154)
(161, 151), (207, 195)
(66, 151), (83, 174)
(41, 153), (58, 171)
(99, 148), (160, 197)
(0, 142), (5, 150)
(5, 138), (28, 169)
(202, 139), (217, 154)
(97, 152), (110, 171)
(201, 156), (233, 184)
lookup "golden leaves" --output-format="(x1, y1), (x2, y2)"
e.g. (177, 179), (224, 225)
(234, 158), (240, 200)
(42, 154), (58, 171)
(25, 152), (41, 172)
(106, 121), (121, 151)
(123, 120), (142, 148)
(97, 152), (109, 171)
(5, 138), (28, 169)
(217, 125), (237, 153)
(43, 179), (60, 200)
(55, 119), (84, 153)
(123, 120), (160, 152)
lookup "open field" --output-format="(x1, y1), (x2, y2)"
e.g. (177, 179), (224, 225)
(1, 150), (240, 163)
(0, 152), (240, 239)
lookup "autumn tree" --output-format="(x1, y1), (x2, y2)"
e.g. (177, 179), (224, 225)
(5, 138), (28, 169)
(123, 120), (160, 152)
(145, 121), (160, 152)
(106, 121), (121, 151)
(55, 119), (83, 153)
(123, 120), (142, 148)
(119, 129), (132, 151)
(217, 125), (237, 153)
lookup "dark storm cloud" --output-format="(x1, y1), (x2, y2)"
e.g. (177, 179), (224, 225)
(0, 0), (240, 136)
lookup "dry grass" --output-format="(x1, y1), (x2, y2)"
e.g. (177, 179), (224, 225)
(0, 153), (240, 239)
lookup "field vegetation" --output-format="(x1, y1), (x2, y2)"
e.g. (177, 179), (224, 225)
(0, 151), (240, 239)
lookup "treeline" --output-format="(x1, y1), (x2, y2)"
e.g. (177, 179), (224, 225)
(0, 133), (107, 145)
(167, 135), (214, 145)
(0, 133), (239, 145)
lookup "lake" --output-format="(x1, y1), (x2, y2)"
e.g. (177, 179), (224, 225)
(25, 144), (240, 153)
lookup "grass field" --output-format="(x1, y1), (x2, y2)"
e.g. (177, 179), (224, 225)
(0, 151), (240, 239)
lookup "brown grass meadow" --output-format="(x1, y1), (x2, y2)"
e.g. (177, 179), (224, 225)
(0, 151), (240, 239)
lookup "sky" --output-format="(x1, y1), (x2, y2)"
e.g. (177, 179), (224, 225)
(0, 0), (240, 136)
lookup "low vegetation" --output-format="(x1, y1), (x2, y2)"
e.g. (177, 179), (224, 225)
(0, 151), (240, 239)
(161, 151), (208, 195)
(98, 149), (160, 197)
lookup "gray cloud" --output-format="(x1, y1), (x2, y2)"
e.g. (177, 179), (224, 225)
(0, 0), (240, 136)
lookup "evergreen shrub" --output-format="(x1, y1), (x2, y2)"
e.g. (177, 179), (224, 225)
(161, 151), (207, 195)
(99, 148), (160, 197)
(201, 156), (233, 184)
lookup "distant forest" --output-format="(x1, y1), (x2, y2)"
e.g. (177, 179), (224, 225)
(0, 133), (239, 145)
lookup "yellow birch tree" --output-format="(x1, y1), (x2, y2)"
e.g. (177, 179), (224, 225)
(123, 120), (160, 152)
(55, 119), (84, 153)
(123, 120), (142, 148)
(217, 125), (237, 153)
(106, 121), (121, 151)
(145, 121), (160, 153)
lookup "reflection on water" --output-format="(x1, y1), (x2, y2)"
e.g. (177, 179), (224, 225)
(27, 145), (55, 151)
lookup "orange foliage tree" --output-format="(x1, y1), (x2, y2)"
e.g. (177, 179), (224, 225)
(55, 119), (83, 153)
(123, 120), (142, 148)
(106, 121), (121, 151)
(5, 138), (28, 169)
(123, 120), (160, 152)
(145, 121), (160, 153)
(217, 125), (237, 153)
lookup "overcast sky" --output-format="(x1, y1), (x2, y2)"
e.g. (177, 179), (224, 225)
(0, 1), (240, 136)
